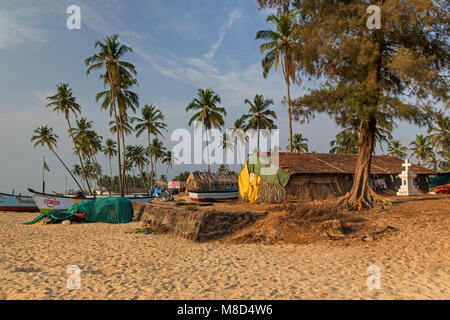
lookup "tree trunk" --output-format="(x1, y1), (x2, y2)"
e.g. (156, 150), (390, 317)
(257, 128), (260, 153)
(339, 22), (391, 211)
(120, 126), (128, 195)
(284, 56), (293, 153)
(237, 137), (243, 170)
(51, 148), (84, 192)
(153, 156), (158, 183)
(148, 131), (154, 188)
(205, 128), (211, 172)
(110, 93), (123, 196)
(338, 118), (389, 210)
(132, 166), (137, 191)
(67, 117), (93, 195)
(108, 157), (113, 195)
(116, 102), (127, 196)
(107, 68), (123, 197)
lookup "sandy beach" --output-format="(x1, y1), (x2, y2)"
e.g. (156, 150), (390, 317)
(0, 199), (449, 300)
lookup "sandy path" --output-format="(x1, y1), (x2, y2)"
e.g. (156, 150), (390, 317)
(0, 207), (449, 300)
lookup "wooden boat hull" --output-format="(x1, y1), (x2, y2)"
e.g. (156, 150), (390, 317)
(189, 189), (239, 203)
(28, 189), (154, 213)
(0, 192), (39, 212)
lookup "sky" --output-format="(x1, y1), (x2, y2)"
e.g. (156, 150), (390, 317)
(0, 0), (435, 194)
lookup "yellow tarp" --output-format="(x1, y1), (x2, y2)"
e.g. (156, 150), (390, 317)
(239, 163), (261, 204)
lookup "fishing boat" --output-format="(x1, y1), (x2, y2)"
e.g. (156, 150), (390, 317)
(188, 188), (239, 203)
(0, 192), (39, 212)
(185, 172), (239, 203)
(28, 188), (154, 213)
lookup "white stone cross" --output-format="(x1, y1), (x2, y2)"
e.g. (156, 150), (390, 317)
(402, 159), (412, 172)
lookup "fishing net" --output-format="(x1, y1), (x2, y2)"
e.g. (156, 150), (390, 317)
(24, 197), (133, 225)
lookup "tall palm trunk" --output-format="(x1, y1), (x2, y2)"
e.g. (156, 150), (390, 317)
(113, 107), (123, 196)
(131, 166), (137, 191)
(120, 126), (128, 194)
(257, 128), (260, 153)
(236, 137), (243, 170)
(284, 55), (293, 153)
(67, 117), (92, 195)
(107, 67), (124, 196)
(108, 156), (113, 195)
(148, 131), (154, 188)
(50, 148), (83, 191)
(205, 128), (211, 172)
(117, 108), (128, 195)
(153, 157), (158, 182)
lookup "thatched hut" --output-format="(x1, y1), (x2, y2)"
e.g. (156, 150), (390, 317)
(186, 172), (238, 191)
(240, 153), (437, 203)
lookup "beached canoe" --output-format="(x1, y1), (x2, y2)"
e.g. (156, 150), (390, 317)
(28, 189), (154, 213)
(188, 188), (239, 203)
(0, 192), (39, 212)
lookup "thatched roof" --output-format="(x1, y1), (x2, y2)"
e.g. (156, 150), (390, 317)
(186, 172), (238, 191)
(256, 153), (437, 175)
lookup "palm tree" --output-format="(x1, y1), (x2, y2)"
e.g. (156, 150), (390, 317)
(241, 94), (277, 153)
(72, 164), (86, 190)
(149, 138), (166, 181)
(71, 118), (95, 159)
(256, 11), (298, 152)
(230, 118), (247, 169)
(291, 133), (308, 153)
(427, 114), (449, 153)
(437, 151), (450, 172)
(132, 145), (149, 189)
(387, 140), (408, 159)
(109, 114), (133, 136)
(86, 34), (137, 196)
(329, 130), (359, 155)
(220, 132), (234, 167)
(125, 145), (138, 190)
(46, 83), (92, 194)
(103, 138), (117, 188)
(410, 135), (434, 167)
(31, 126), (83, 191)
(133, 103), (167, 179)
(71, 118), (103, 190)
(186, 88), (227, 172)
(162, 150), (176, 179)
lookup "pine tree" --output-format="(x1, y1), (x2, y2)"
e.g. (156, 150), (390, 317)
(258, 0), (449, 209)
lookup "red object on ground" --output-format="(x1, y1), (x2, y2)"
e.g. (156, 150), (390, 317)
(434, 184), (450, 194)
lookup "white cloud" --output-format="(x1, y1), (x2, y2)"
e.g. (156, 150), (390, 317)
(78, 0), (146, 40)
(0, 7), (48, 48)
(203, 8), (242, 59)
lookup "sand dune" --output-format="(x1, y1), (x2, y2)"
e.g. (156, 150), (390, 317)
(0, 199), (449, 300)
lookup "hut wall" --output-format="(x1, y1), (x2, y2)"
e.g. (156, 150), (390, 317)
(286, 174), (352, 201)
(254, 174), (352, 204)
(255, 172), (430, 204)
(255, 180), (284, 204)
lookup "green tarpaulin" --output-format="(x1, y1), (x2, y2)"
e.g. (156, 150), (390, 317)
(429, 173), (450, 190)
(247, 154), (291, 188)
(24, 197), (134, 225)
